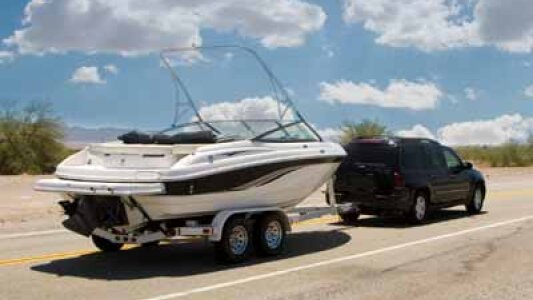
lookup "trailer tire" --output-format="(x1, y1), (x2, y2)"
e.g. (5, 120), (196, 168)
(92, 235), (124, 252)
(254, 213), (287, 257)
(215, 217), (251, 263)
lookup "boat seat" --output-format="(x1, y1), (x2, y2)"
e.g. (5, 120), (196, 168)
(118, 130), (216, 144)
(118, 131), (153, 144)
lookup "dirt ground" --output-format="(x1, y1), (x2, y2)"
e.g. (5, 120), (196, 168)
(0, 175), (63, 233)
(1, 167), (533, 234)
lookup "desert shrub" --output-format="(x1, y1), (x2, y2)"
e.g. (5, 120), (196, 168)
(456, 143), (533, 167)
(0, 102), (70, 174)
(339, 119), (390, 144)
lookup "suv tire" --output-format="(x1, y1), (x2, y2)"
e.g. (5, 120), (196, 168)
(339, 209), (360, 224)
(466, 185), (484, 214)
(406, 192), (429, 224)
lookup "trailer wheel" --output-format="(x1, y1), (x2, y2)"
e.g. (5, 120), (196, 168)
(215, 217), (251, 263)
(254, 213), (287, 256)
(92, 235), (124, 252)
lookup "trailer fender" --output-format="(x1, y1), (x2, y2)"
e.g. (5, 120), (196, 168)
(209, 207), (285, 242)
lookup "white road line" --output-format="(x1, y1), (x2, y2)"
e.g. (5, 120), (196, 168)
(139, 215), (533, 300)
(0, 229), (67, 240)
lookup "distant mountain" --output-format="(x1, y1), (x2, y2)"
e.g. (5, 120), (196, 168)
(63, 126), (129, 148)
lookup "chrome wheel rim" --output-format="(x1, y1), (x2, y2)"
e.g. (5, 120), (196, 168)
(474, 188), (483, 210)
(264, 220), (283, 249)
(415, 196), (426, 220)
(229, 225), (248, 255)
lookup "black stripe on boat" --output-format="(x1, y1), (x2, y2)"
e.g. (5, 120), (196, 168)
(164, 157), (342, 195)
(230, 166), (301, 191)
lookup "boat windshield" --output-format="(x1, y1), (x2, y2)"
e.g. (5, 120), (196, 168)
(157, 46), (322, 143)
(162, 119), (318, 142)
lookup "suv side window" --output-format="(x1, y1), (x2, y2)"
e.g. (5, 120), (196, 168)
(443, 148), (463, 169)
(401, 143), (424, 171)
(424, 144), (447, 171)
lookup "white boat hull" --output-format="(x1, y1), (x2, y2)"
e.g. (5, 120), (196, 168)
(34, 140), (346, 232)
(136, 162), (339, 220)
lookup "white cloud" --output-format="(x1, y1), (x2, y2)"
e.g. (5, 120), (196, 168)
(4, 0), (326, 56)
(0, 51), (14, 63)
(224, 52), (234, 61)
(438, 114), (533, 145)
(198, 96), (288, 121)
(319, 79), (442, 111)
(397, 114), (533, 146)
(342, 0), (533, 53)
(103, 64), (118, 75)
(285, 88), (296, 97)
(342, 0), (479, 52)
(448, 95), (460, 105)
(69, 66), (105, 84)
(464, 87), (478, 101)
(475, 0), (533, 53)
(525, 85), (533, 98)
(317, 127), (341, 142)
(321, 45), (335, 58)
(397, 124), (436, 139)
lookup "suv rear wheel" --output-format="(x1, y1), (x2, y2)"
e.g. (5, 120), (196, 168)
(339, 209), (360, 224)
(406, 192), (428, 224)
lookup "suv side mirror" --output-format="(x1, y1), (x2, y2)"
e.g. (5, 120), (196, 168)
(463, 161), (473, 169)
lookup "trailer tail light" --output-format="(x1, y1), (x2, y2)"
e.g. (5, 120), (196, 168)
(393, 172), (405, 187)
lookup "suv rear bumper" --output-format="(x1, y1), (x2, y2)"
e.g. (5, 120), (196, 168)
(335, 189), (412, 214)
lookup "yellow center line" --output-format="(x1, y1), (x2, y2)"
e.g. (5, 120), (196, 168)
(0, 245), (136, 267)
(0, 216), (339, 267)
(292, 215), (340, 227)
(0, 250), (95, 266)
(1, 188), (531, 267)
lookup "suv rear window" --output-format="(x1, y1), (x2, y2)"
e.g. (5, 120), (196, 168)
(344, 141), (398, 167)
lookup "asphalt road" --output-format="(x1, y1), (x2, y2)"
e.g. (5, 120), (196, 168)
(1, 185), (533, 299)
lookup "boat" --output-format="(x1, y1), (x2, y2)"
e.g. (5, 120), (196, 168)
(34, 46), (346, 240)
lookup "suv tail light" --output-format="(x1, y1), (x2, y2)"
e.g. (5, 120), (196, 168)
(393, 171), (405, 187)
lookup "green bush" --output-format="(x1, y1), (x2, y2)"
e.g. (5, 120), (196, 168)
(0, 102), (71, 175)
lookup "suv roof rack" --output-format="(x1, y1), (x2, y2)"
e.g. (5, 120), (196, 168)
(355, 135), (395, 140)
(353, 135), (440, 144)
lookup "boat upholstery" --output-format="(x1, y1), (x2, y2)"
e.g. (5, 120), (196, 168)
(118, 130), (216, 145)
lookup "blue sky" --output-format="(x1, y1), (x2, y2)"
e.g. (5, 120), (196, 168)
(0, 0), (532, 145)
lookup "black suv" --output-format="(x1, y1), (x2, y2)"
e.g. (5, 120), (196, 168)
(331, 137), (486, 224)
